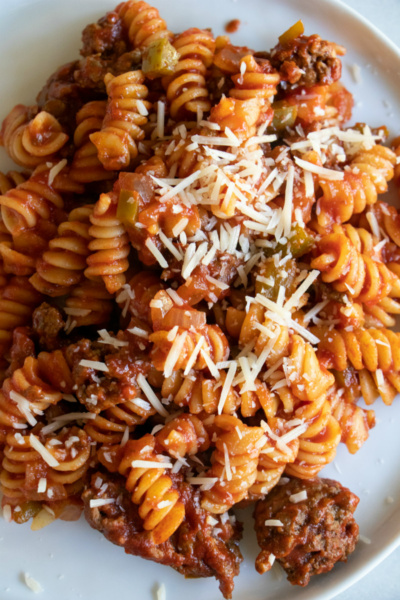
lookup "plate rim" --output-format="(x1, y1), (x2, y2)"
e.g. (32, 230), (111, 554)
(0, 0), (400, 599)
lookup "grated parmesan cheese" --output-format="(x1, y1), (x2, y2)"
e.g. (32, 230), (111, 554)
(64, 307), (91, 317)
(79, 359), (109, 372)
(163, 331), (188, 377)
(24, 573), (43, 594)
(137, 374), (169, 418)
(120, 426), (130, 447)
(158, 230), (183, 261)
(130, 459), (173, 469)
(294, 156), (344, 180)
(172, 217), (189, 238)
(289, 490), (307, 503)
(284, 270), (319, 312)
(37, 478), (47, 494)
(157, 584), (166, 600)
(145, 237), (169, 268)
(89, 498), (116, 508)
(30, 435), (60, 467)
(223, 442), (232, 481)
(187, 477), (218, 491)
(2, 504), (12, 522)
(376, 369), (384, 388)
(348, 63), (362, 84)
(218, 362), (237, 414)
(48, 159), (67, 186)
(183, 335), (205, 375)
(156, 101), (165, 138)
(9, 390), (38, 426)
(359, 534), (372, 545)
(137, 99), (149, 116)
(127, 326), (149, 339)
(264, 519), (284, 527)
(98, 329), (129, 348)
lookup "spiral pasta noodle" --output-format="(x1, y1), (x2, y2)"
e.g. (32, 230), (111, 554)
(250, 418), (300, 498)
(1, 427), (91, 511)
(151, 323), (229, 374)
(70, 101), (114, 183)
(201, 415), (264, 513)
(313, 325), (400, 405)
(280, 336), (341, 479)
(230, 55), (280, 104)
(161, 370), (240, 415)
(0, 353), (66, 435)
(118, 271), (164, 323)
(64, 279), (114, 329)
(90, 71), (151, 171)
(311, 223), (398, 304)
(316, 145), (396, 228)
(119, 434), (185, 544)
(117, 0), (172, 50)
(85, 192), (130, 293)
(1, 431), (40, 501)
(164, 28), (216, 119)
(85, 398), (156, 445)
(0, 170), (28, 194)
(156, 413), (210, 457)
(0, 105), (67, 169)
(0, 276), (43, 355)
(30, 205), (93, 297)
(329, 387), (375, 454)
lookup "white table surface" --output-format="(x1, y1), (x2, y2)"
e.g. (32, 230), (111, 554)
(334, 4), (400, 599)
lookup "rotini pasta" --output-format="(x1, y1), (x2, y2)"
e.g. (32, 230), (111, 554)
(311, 223), (398, 304)
(90, 71), (151, 170)
(0, 105), (67, 169)
(1, 4), (400, 596)
(164, 28), (216, 119)
(230, 55), (280, 105)
(316, 145), (396, 227)
(201, 415), (264, 513)
(0, 352), (66, 436)
(85, 191), (130, 293)
(0, 276), (43, 356)
(30, 205), (93, 297)
(119, 434), (185, 544)
(117, 0), (172, 50)
(70, 101), (114, 183)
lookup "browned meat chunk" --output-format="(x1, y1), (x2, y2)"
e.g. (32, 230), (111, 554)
(32, 303), (65, 351)
(270, 34), (343, 87)
(81, 10), (127, 58)
(73, 50), (142, 95)
(36, 61), (85, 134)
(83, 471), (243, 599)
(254, 477), (359, 585)
(75, 8), (141, 95)
(6, 327), (36, 375)
(65, 337), (153, 413)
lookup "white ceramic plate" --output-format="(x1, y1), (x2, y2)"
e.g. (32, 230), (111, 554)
(1, 1), (400, 599)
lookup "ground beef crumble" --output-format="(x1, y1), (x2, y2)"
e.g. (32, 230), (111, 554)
(83, 471), (243, 599)
(270, 34), (343, 87)
(65, 337), (151, 413)
(32, 303), (65, 351)
(254, 477), (359, 585)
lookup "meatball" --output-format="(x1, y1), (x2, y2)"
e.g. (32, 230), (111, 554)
(254, 477), (359, 586)
(270, 34), (343, 87)
(83, 472), (243, 599)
